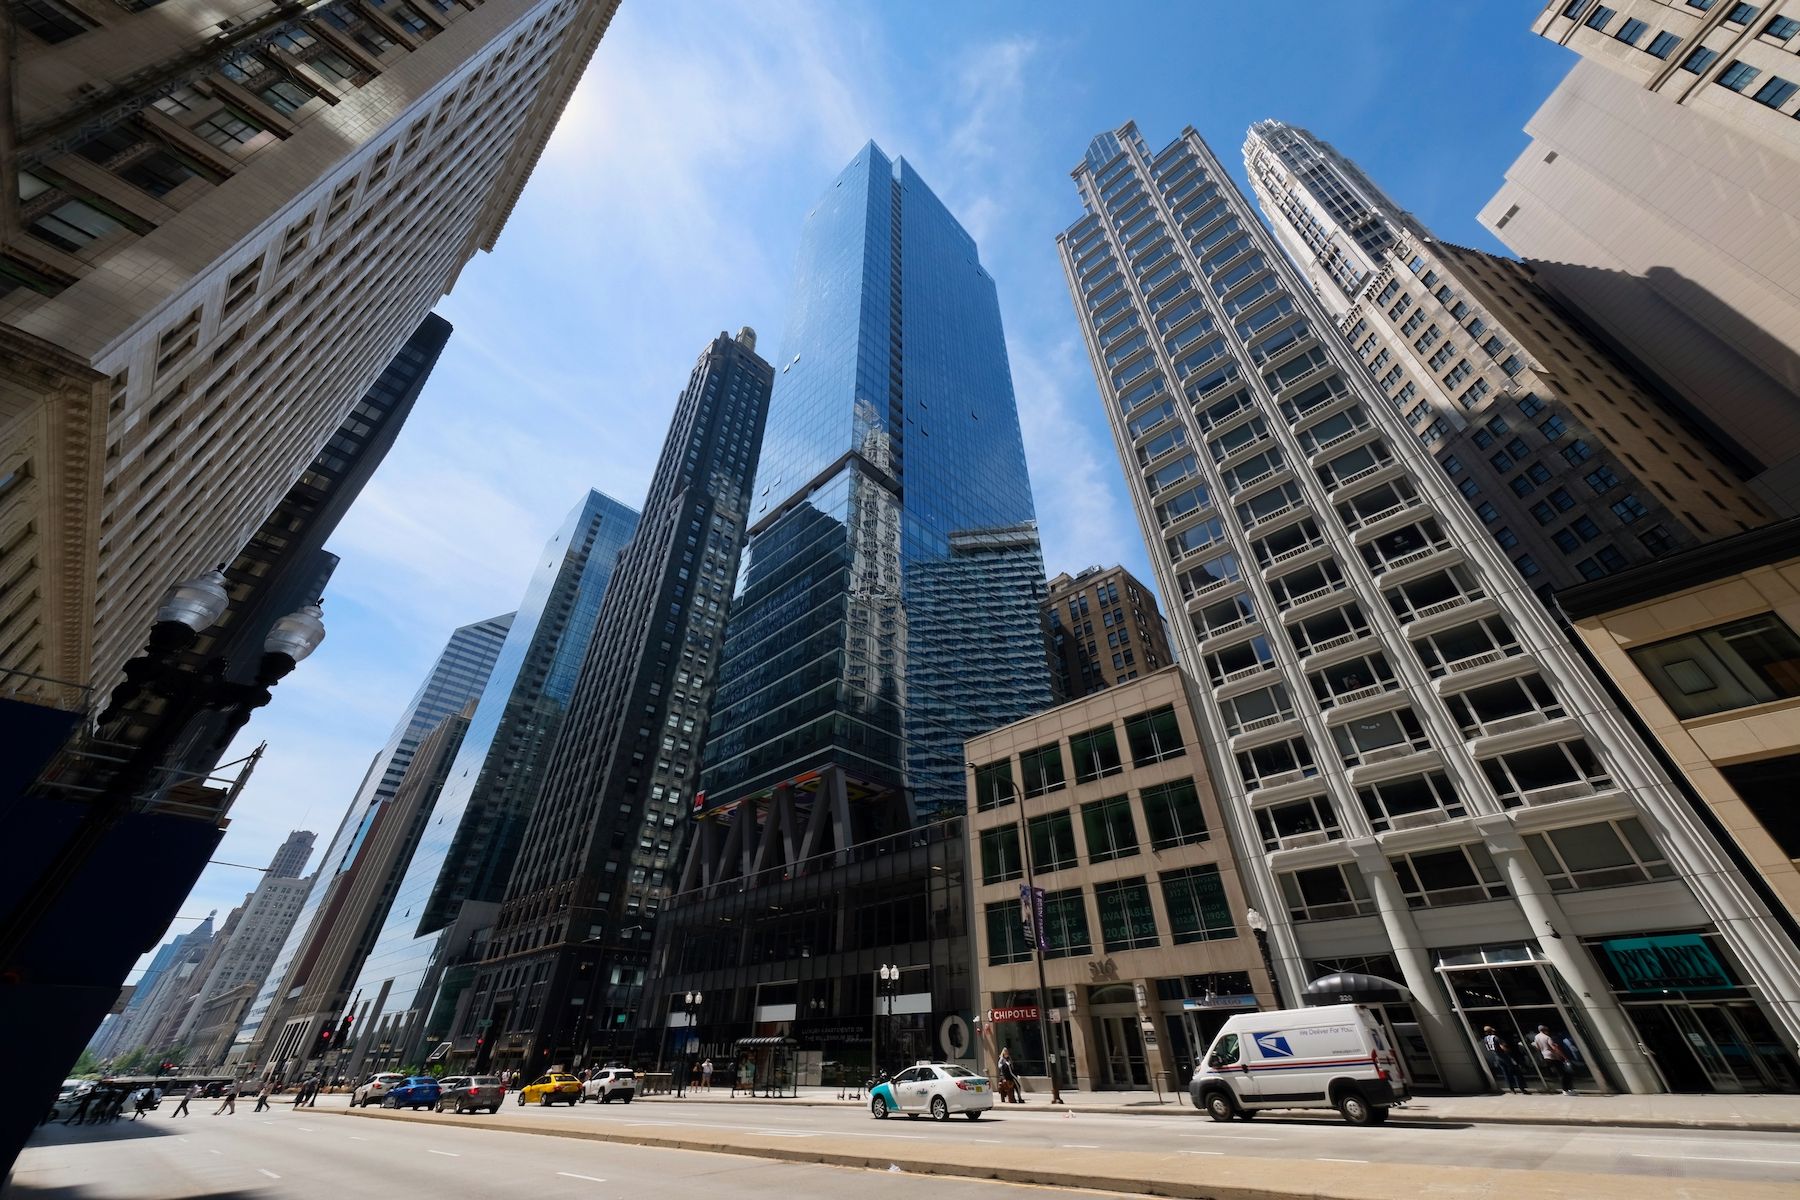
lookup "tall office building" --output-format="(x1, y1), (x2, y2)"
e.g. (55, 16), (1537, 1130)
(1240, 120), (1426, 310)
(342, 488), (639, 1075)
(1044, 564), (1173, 701)
(87, 913), (213, 1060)
(169, 849), (315, 1052)
(1058, 121), (1800, 1094)
(231, 612), (513, 1068)
(174, 314), (452, 775)
(1245, 120), (1768, 596)
(1479, 3), (1800, 513)
(643, 146), (1049, 1078)
(455, 331), (770, 1074)
(95, 912), (215, 1061)
(256, 702), (473, 1078)
(2, 0), (621, 694)
(266, 829), (319, 882)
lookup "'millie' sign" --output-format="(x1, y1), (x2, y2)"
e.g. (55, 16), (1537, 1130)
(1600, 934), (1731, 992)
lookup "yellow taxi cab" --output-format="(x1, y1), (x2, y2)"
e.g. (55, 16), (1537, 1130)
(517, 1072), (582, 1106)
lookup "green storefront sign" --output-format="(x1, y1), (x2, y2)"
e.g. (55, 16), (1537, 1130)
(1600, 934), (1732, 992)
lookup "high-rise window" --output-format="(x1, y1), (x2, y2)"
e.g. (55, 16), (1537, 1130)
(1647, 31), (1683, 58)
(1628, 613), (1800, 718)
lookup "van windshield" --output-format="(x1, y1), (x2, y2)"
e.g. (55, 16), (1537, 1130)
(1211, 1033), (1240, 1066)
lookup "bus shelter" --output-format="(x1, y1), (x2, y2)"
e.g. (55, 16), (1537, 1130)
(731, 1037), (797, 1097)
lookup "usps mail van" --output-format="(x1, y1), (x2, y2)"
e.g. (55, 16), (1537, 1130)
(1188, 1004), (1407, 1125)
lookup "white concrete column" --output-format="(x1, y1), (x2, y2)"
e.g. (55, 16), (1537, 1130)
(1347, 841), (1486, 1092)
(1475, 817), (1661, 1094)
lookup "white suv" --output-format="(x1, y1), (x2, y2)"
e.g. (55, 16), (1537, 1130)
(580, 1068), (637, 1104)
(352, 1073), (406, 1107)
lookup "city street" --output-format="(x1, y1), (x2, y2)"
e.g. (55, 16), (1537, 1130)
(15, 1091), (1800, 1198)
(9, 1111), (1136, 1200)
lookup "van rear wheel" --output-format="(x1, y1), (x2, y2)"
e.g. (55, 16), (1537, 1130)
(1204, 1092), (1236, 1123)
(1368, 1106), (1390, 1125)
(1336, 1090), (1373, 1126)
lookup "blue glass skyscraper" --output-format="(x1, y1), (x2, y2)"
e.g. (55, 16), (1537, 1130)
(647, 145), (1047, 1075)
(338, 489), (638, 1073)
(700, 141), (1050, 829)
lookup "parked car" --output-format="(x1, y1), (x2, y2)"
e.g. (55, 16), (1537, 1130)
(518, 1072), (581, 1106)
(435, 1075), (505, 1114)
(1189, 1003), (1407, 1125)
(381, 1076), (442, 1110)
(580, 1067), (636, 1104)
(868, 1062), (992, 1121)
(352, 1073), (407, 1107)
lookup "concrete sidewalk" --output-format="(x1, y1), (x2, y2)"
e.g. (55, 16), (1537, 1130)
(642, 1083), (1800, 1132)
(334, 1104), (1794, 1200)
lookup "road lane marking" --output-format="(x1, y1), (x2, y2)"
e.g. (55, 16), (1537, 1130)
(1180, 1150), (1223, 1156)
(297, 1126), (315, 1131)
(427, 1150), (460, 1157)
(1318, 1158), (1368, 1164)
(349, 1136), (367, 1141)
(258, 1169), (281, 1179)
(1197, 1134), (1276, 1141)
(1062, 1144), (1100, 1148)
(208, 1150), (222, 1156)
(1630, 1154), (1799, 1165)
(557, 1173), (606, 1182)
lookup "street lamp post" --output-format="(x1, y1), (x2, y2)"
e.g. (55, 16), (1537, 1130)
(967, 763), (1063, 1105)
(1244, 908), (1288, 1009)
(683, 990), (703, 1095)
(0, 569), (325, 970)
(875, 965), (899, 1075)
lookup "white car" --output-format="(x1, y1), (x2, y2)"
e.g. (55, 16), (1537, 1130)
(869, 1063), (993, 1121)
(352, 1073), (407, 1107)
(580, 1067), (636, 1104)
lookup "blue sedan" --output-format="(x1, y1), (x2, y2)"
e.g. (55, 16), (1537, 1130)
(381, 1076), (443, 1110)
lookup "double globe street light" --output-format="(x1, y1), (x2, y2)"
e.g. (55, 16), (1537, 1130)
(2, 568), (325, 983)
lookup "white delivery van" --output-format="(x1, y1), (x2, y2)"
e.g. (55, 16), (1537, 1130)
(1189, 1003), (1407, 1125)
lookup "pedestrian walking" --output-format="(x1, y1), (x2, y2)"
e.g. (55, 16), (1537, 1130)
(171, 1085), (193, 1117)
(1481, 1026), (1526, 1094)
(701, 1058), (713, 1091)
(103, 1092), (125, 1122)
(1532, 1025), (1577, 1095)
(997, 1048), (1024, 1103)
(129, 1087), (152, 1119)
(212, 1082), (238, 1115)
(303, 1076), (320, 1107)
(66, 1089), (96, 1125)
(252, 1081), (272, 1112)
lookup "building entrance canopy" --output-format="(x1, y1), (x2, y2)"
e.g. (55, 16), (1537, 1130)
(1303, 972), (1410, 1006)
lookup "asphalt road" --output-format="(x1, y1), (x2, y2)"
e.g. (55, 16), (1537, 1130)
(10, 1111), (1138, 1200)
(360, 1091), (1800, 1186)
(15, 1091), (1800, 1196)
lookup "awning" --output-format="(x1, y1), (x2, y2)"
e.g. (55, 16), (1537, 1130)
(1303, 972), (1410, 1006)
(734, 1036), (796, 1047)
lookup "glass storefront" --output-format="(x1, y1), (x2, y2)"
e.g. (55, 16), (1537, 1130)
(1434, 943), (1607, 1092)
(1585, 930), (1799, 1093)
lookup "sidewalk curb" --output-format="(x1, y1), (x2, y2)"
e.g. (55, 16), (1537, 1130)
(636, 1095), (1800, 1134)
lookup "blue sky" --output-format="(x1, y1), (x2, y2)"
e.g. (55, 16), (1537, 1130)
(148, 0), (1575, 971)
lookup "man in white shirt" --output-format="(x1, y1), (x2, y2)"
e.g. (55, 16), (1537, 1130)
(1532, 1025), (1576, 1095)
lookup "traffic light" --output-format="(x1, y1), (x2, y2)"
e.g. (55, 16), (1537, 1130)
(338, 1014), (353, 1043)
(310, 1021), (333, 1058)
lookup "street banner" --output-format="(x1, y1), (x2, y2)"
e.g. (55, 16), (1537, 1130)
(1018, 883), (1048, 951)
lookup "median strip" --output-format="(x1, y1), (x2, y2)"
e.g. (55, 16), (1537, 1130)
(331, 1105), (1794, 1200)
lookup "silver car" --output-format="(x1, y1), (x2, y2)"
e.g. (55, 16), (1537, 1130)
(435, 1075), (505, 1114)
